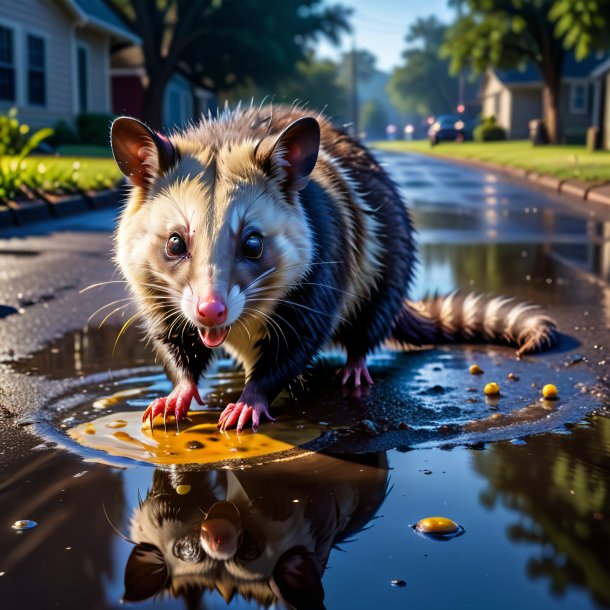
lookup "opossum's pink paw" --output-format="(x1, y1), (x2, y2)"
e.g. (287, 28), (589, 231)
(339, 355), (374, 387)
(142, 382), (203, 431)
(218, 400), (275, 434)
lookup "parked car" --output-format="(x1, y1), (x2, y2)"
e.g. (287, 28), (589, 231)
(428, 114), (466, 145)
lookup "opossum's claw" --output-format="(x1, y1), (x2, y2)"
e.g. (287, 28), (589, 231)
(339, 355), (374, 387)
(218, 399), (274, 433)
(141, 381), (202, 431)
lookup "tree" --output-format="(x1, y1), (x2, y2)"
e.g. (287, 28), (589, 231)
(275, 54), (348, 120)
(337, 49), (378, 87)
(108, 0), (350, 129)
(387, 16), (459, 118)
(442, 0), (568, 143)
(550, 0), (610, 59)
(360, 99), (388, 139)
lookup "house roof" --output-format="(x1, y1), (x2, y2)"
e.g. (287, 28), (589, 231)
(62, 0), (140, 43)
(495, 51), (610, 86)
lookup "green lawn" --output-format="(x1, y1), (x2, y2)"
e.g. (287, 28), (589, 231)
(1, 154), (122, 203)
(372, 140), (610, 182)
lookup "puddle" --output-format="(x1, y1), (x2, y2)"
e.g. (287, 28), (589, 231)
(26, 340), (603, 470)
(68, 410), (323, 467)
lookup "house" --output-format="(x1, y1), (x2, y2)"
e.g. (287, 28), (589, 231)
(110, 44), (216, 129)
(479, 52), (609, 142)
(0, 0), (139, 129)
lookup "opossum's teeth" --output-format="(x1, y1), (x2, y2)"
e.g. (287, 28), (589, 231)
(198, 326), (230, 348)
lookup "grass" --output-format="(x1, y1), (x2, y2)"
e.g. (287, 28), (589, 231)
(372, 140), (610, 182)
(0, 154), (122, 204)
(56, 144), (113, 158)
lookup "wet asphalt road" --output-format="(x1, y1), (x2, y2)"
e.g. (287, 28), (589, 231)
(1, 151), (610, 450)
(1, 151), (610, 610)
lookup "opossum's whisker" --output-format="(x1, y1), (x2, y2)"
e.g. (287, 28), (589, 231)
(87, 297), (135, 323)
(243, 306), (305, 354)
(113, 311), (145, 355)
(242, 308), (290, 352)
(250, 298), (348, 323)
(247, 282), (363, 299)
(234, 317), (251, 340)
(80, 280), (131, 293)
(240, 266), (277, 293)
(97, 304), (132, 329)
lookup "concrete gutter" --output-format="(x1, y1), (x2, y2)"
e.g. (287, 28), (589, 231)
(0, 189), (122, 229)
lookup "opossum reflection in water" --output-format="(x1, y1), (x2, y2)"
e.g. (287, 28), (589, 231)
(110, 105), (556, 432)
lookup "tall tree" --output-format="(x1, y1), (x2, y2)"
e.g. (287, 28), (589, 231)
(550, 0), (610, 58)
(442, 0), (569, 143)
(387, 16), (459, 117)
(108, 0), (350, 129)
(275, 54), (348, 119)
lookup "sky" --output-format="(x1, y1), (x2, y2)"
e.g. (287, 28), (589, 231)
(316, 0), (456, 73)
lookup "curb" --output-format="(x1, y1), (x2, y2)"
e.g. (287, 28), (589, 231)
(1, 189), (122, 228)
(377, 147), (610, 206)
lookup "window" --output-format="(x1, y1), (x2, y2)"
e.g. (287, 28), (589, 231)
(27, 34), (45, 106)
(570, 83), (588, 114)
(0, 25), (15, 102)
(77, 45), (88, 112)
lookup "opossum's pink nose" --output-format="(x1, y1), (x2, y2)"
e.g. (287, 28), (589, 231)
(197, 293), (227, 326)
(200, 519), (240, 559)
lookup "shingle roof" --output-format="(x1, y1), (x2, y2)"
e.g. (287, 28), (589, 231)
(72, 0), (139, 42)
(496, 51), (610, 85)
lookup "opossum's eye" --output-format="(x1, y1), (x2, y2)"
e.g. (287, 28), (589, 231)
(166, 233), (187, 258)
(241, 232), (263, 260)
(236, 531), (263, 562)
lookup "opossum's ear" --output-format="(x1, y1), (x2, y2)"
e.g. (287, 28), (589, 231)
(270, 117), (320, 191)
(111, 117), (177, 188)
(270, 546), (326, 610)
(122, 542), (169, 602)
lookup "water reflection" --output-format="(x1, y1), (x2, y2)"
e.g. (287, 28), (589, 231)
(120, 452), (388, 608)
(472, 418), (610, 607)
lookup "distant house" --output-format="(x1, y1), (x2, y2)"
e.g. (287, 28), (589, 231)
(479, 53), (609, 142)
(0, 0), (139, 129)
(111, 45), (216, 129)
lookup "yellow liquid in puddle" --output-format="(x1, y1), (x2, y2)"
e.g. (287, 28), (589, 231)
(68, 410), (323, 466)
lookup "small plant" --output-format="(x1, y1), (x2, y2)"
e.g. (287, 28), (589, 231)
(0, 107), (52, 156)
(473, 116), (507, 142)
(48, 120), (80, 147)
(0, 109), (53, 204)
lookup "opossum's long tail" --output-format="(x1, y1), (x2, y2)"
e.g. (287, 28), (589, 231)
(392, 291), (556, 356)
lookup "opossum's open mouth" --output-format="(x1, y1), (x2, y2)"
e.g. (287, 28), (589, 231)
(198, 326), (230, 349)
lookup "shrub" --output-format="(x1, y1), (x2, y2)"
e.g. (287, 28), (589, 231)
(473, 116), (507, 142)
(76, 113), (115, 146)
(48, 120), (80, 146)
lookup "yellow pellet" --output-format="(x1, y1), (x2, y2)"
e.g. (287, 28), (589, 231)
(542, 384), (558, 399)
(415, 517), (459, 535)
(469, 364), (484, 375)
(484, 382), (500, 396)
(176, 484), (191, 495)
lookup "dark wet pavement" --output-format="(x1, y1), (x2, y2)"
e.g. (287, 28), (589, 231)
(1, 152), (609, 609)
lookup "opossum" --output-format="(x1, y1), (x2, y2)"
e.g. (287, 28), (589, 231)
(124, 453), (388, 608)
(110, 105), (556, 432)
